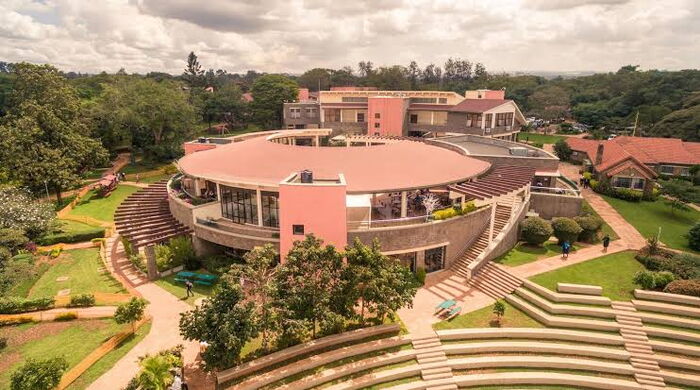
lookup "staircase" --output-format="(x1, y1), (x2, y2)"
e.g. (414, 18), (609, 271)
(611, 301), (667, 389)
(411, 334), (457, 390)
(115, 181), (192, 249)
(450, 203), (523, 299)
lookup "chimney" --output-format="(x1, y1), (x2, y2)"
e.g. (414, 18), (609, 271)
(300, 170), (313, 183)
(595, 143), (605, 166)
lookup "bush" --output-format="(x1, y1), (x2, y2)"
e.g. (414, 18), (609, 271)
(633, 270), (657, 290)
(462, 200), (477, 213)
(415, 267), (426, 285)
(654, 271), (675, 289)
(129, 254), (147, 274)
(10, 357), (68, 390)
(54, 312), (77, 321)
(0, 316), (34, 326)
(155, 244), (174, 272)
(611, 188), (644, 202)
(582, 172), (592, 180)
(664, 279), (700, 297)
(37, 227), (105, 245)
(0, 297), (55, 314)
(0, 337), (7, 351)
(202, 255), (236, 275)
(169, 236), (198, 270)
(520, 217), (553, 246)
(574, 215), (603, 243)
(319, 312), (346, 337)
(689, 222), (700, 251)
(69, 293), (95, 307)
(551, 217), (582, 244)
(122, 237), (134, 258)
(553, 139), (573, 161)
(433, 207), (458, 220)
(49, 247), (62, 258)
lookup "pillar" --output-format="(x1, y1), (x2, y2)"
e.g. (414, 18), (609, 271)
(144, 244), (159, 281)
(256, 188), (263, 226)
(416, 250), (426, 271)
(400, 191), (407, 218)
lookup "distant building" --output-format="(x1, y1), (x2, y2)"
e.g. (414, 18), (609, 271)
(283, 89), (524, 140)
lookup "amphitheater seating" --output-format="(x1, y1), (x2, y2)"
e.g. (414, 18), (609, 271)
(436, 327), (625, 345)
(558, 282), (603, 295)
(523, 279), (611, 305)
(632, 299), (700, 318)
(634, 289), (700, 307)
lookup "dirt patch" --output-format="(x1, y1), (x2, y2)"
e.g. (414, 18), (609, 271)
(0, 322), (72, 346)
(0, 351), (21, 374)
(79, 319), (109, 332)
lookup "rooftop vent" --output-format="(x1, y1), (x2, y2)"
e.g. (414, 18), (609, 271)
(509, 147), (529, 157)
(300, 170), (313, 183)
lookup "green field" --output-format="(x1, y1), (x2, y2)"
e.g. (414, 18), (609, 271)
(494, 241), (580, 267)
(27, 248), (125, 299)
(39, 220), (105, 245)
(69, 185), (139, 222)
(154, 273), (216, 306)
(0, 319), (124, 389)
(528, 251), (643, 301)
(517, 132), (567, 145)
(433, 301), (543, 330)
(601, 196), (700, 253)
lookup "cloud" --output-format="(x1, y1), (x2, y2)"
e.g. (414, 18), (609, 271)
(0, 0), (697, 75)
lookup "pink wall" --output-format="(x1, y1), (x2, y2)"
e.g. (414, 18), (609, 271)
(278, 182), (348, 261)
(297, 88), (310, 101)
(367, 97), (407, 136)
(183, 143), (217, 155)
(484, 90), (505, 99)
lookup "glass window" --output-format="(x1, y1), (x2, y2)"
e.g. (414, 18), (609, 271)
(496, 112), (514, 127)
(633, 178), (645, 190)
(290, 108), (301, 119)
(261, 191), (279, 228)
(392, 252), (417, 273)
(680, 167), (690, 176)
(292, 224), (304, 235)
(425, 246), (445, 273)
(220, 185), (258, 225)
(439, 98), (447, 104)
(660, 165), (675, 174)
(357, 112), (365, 123)
(324, 109), (340, 122)
(305, 107), (317, 118)
(374, 122), (380, 128)
(341, 96), (368, 103)
(374, 113), (381, 119)
(613, 177), (632, 188)
(411, 97), (437, 104)
(410, 114), (418, 124)
(466, 114), (482, 127)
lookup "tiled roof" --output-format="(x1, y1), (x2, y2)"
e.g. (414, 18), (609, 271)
(449, 99), (511, 113)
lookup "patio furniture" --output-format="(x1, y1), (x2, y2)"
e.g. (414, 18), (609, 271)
(174, 271), (218, 286)
(442, 306), (462, 321)
(435, 299), (456, 314)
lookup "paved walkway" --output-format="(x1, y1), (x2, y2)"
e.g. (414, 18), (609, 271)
(88, 236), (214, 390)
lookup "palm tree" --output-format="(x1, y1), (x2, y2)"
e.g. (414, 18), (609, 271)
(137, 355), (173, 390)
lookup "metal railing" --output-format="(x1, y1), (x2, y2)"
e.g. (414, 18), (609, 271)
(348, 214), (430, 230)
(530, 185), (581, 197)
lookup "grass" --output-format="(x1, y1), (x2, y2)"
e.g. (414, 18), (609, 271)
(0, 319), (125, 389)
(27, 248), (125, 299)
(8, 262), (51, 298)
(601, 195), (700, 253)
(517, 132), (567, 145)
(581, 199), (619, 241)
(494, 241), (581, 267)
(121, 160), (171, 175)
(528, 251), (643, 301)
(54, 195), (77, 211)
(433, 301), (543, 330)
(154, 272), (216, 306)
(69, 184), (139, 222)
(65, 321), (152, 390)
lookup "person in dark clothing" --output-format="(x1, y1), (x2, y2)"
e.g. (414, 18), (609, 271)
(185, 280), (193, 298)
(602, 235), (611, 253)
(561, 240), (571, 259)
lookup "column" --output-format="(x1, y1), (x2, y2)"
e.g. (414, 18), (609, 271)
(256, 188), (263, 227)
(315, 135), (320, 147)
(430, 111), (435, 125)
(488, 203), (496, 243)
(400, 191), (407, 218)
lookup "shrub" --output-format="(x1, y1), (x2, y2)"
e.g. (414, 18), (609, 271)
(574, 215), (603, 242)
(689, 222), (700, 251)
(636, 253), (700, 280)
(130, 254), (147, 274)
(319, 312), (346, 337)
(0, 316), (34, 326)
(654, 271), (675, 289)
(37, 227), (105, 245)
(0, 297), (55, 314)
(462, 200), (477, 213)
(54, 312), (77, 321)
(10, 357), (68, 390)
(433, 207), (458, 220)
(49, 247), (62, 258)
(69, 293), (95, 307)
(582, 172), (592, 180)
(589, 179), (599, 191)
(551, 217), (582, 244)
(415, 267), (427, 285)
(122, 237), (134, 258)
(633, 270), (657, 290)
(520, 217), (553, 246)
(162, 164), (178, 175)
(664, 279), (700, 297)
(155, 244), (174, 272)
(169, 236), (198, 270)
(202, 255), (236, 275)
(553, 139), (573, 161)
(611, 188), (643, 202)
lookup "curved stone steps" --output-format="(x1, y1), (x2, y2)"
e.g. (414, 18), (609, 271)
(436, 327), (625, 345)
(442, 341), (630, 360)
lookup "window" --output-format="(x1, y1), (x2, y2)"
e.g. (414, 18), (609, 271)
(660, 165), (675, 175)
(392, 252), (417, 273)
(496, 112), (514, 127)
(305, 107), (317, 118)
(292, 224), (304, 235)
(612, 176), (645, 190)
(324, 108), (340, 122)
(357, 112), (365, 123)
(290, 107), (301, 119)
(425, 246), (445, 273)
(485, 113), (493, 128)
(438, 98), (447, 104)
(261, 191), (279, 228)
(411, 97), (437, 104)
(220, 185), (258, 225)
(374, 122), (380, 128)
(680, 167), (690, 176)
(466, 113), (482, 127)
(374, 113), (381, 119)
(341, 96), (368, 103)
(409, 114), (418, 124)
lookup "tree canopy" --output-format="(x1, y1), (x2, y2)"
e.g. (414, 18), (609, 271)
(250, 74), (299, 128)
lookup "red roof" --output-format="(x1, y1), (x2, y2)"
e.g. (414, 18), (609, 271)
(241, 93), (253, 102)
(449, 99), (511, 113)
(178, 135), (491, 193)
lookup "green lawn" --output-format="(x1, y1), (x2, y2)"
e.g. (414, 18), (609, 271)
(528, 251), (643, 301)
(39, 220), (105, 245)
(581, 199), (619, 241)
(69, 184), (139, 222)
(433, 301), (543, 330)
(0, 319), (124, 389)
(27, 248), (125, 299)
(154, 272), (216, 306)
(121, 160), (170, 175)
(494, 241), (581, 267)
(517, 132), (567, 145)
(54, 195), (77, 211)
(66, 321), (152, 390)
(601, 196), (700, 253)
(138, 173), (172, 184)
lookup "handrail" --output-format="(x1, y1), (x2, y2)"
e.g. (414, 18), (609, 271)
(530, 185), (581, 197)
(348, 214), (429, 229)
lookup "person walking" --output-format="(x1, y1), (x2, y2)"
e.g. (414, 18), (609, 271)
(602, 235), (610, 253)
(185, 280), (193, 298)
(561, 240), (571, 259)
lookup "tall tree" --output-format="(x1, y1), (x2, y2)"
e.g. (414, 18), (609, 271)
(0, 63), (108, 202)
(198, 83), (247, 132)
(298, 68), (332, 91)
(371, 66), (410, 90)
(330, 67), (356, 87)
(250, 74), (298, 128)
(183, 51), (204, 87)
(407, 61), (421, 89)
(357, 61), (374, 79)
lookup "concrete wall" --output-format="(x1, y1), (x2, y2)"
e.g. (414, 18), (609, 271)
(348, 206), (491, 268)
(485, 200), (529, 262)
(322, 121), (366, 135)
(168, 195), (196, 229)
(367, 97), (407, 137)
(192, 223), (279, 251)
(530, 193), (583, 219)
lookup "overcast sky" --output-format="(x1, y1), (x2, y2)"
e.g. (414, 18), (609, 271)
(1, 0), (698, 75)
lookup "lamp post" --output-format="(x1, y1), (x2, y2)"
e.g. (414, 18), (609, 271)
(44, 180), (50, 200)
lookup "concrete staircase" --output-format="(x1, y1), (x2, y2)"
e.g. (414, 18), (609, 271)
(411, 334), (457, 390)
(612, 301), (667, 389)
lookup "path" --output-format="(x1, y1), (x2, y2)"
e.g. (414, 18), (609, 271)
(88, 235), (214, 390)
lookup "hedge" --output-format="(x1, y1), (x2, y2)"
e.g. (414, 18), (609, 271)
(664, 279), (700, 297)
(636, 252), (700, 280)
(69, 294), (95, 307)
(574, 215), (603, 243)
(38, 227), (105, 245)
(0, 296), (55, 314)
(689, 222), (700, 251)
(521, 217), (553, 246)
(551, 217), (582, 244)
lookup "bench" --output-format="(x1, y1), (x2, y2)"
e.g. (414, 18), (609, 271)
(175, 271), (218, 286)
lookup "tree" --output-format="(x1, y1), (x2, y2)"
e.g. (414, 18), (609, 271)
(114, 297), (147, 333)
(342, 239), (419, 323)
(660, 179), (696, 215)
(492, 300), (506, 326)
(274, 234), (345, 338)
(11, 357), (68, 390)
(179, 275), (256, 370)
(330, 67), (356, 87)
(551, 217), (583, 244)
(0, 187), (54, 239)
(371, 66), (410, 90)
(229, 244), (279, 351)
(298, 68), (331, 91)
(0, 63), (109, 202)
(250, 74), (298, 128)
(521, 217), (553, 246)
(553, 139), (573, 161)
(199, 83), (247, 132)
(183, 51), (204, 87)
(421, 194), (441, 221)
(407, 61), (421, 89)
(357, 61), (374, 79)
(528, 85), (570, 120)
(137, 354), (175, 390)
(689, 222), (700, 251)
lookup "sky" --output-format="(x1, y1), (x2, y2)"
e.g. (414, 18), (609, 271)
(1, 0), (698, 75)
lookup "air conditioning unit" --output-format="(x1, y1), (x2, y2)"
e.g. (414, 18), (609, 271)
(509, 147), (529, 156)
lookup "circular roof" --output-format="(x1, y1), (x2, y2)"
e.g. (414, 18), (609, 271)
(178, 135), (491, 193)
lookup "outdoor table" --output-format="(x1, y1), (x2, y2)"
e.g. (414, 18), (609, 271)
(436, 299), (456, 310)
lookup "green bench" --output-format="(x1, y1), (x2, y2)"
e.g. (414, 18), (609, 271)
(174, 271), (218, 286)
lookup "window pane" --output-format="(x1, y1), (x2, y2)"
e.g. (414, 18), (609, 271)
(425, 246), (445, 273)
(220, 185), (258, 225)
